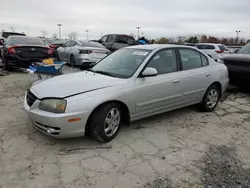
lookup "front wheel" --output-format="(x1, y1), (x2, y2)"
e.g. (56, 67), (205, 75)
(89, 103), (122, 142)
(200, 85), (220, 112)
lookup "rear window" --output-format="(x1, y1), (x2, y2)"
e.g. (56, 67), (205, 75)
(8, 37), (45, 45)
(219, 45), (229, 51)
(79, 41), (105, 48)
(2, 32), (25, 39)
(207, 45), (215, 50)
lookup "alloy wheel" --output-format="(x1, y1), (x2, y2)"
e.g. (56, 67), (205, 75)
(104, 108), (120, 137)
(206, 89), (218, 109)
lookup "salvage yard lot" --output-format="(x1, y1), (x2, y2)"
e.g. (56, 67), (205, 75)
(1, 69), (250, 188)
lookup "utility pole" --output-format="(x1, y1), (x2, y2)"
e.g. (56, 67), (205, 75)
(236, 30), (241, 44)
(136, 27), (141, 40)
(86, 30), (89, 40)
(57, 24), (62, 38)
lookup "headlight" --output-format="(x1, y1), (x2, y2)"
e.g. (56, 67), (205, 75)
(38, 99), (67, 113)
(217, 59), (224, 64)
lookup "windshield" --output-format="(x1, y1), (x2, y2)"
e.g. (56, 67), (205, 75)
(91, 48), (151, 78)
(237, 42), (250, 54)
(8, 37), (45, 45)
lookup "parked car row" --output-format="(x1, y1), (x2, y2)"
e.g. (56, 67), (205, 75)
(25, 44), (229, 142)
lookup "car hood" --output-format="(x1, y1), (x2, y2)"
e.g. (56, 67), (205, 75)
(221, 53), (250, 62)
(30, 71), (125, 99)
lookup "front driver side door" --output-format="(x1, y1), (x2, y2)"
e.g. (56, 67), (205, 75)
(133, 49), (184, 119)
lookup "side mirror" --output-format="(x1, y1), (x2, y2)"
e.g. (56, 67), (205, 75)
(234, 49), (239, 53)
(141, 67), (158, 77)
(0, 39), (4, 45)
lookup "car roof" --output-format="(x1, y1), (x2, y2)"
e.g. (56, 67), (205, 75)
(125, 44), (196, 50)
(196, 43), (223, 45)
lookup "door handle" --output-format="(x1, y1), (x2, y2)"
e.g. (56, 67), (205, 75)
(173, 79), (180, 84)
(206, 73), (211, 77)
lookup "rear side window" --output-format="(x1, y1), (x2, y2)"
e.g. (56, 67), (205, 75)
(8, 37), (44, 45)
(201, 54), (209, 66)
(146, 49), (177, 74)
(207, 45), (215, 49)
(219, 45), (229, 51)
(196, 45), (206, 49)
(179, 49), (202, 70)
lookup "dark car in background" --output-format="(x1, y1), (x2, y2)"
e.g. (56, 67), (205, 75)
(97, 34), (138, 52)
(43, 39), (65, 59)
(2, 36), (53, 70)
(0, 32), (26, 58)
(218, 42), (250, 88)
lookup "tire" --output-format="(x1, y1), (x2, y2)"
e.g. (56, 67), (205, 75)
(54, 51), (60, 61)
(200, 85), (220, 112)
(89, 103), (122, 142)
(70, 55), (76, 67)
(3, 56), (11, 71)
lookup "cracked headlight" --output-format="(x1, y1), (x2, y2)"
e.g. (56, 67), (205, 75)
(217, 59), (224, 64)
(38, 99), (67, 113)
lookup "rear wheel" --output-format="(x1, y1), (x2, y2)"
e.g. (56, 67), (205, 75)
(70, 55), (76, 67)
(200, 85), (220, 112)
(88, 103), (122, 142)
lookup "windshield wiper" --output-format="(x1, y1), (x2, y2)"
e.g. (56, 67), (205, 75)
(88, 70), (117, 77)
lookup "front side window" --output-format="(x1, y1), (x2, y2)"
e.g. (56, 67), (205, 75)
(107, 35), (115, 43)
(179, 49), (202, 70)
(146, 49), (177, 74)
(91, 49), (151, 78)
(100, 35), (107, 43)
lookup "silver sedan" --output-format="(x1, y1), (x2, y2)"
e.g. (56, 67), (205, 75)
(57, 40), (110, 69)
(25, 44), (229, 142)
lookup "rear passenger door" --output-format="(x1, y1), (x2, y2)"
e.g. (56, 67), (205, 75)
(177, 48), (213, 104)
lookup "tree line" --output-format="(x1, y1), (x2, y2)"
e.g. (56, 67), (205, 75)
(153, 35), (249, 46)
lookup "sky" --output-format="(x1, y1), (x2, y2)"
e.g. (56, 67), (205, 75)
(0, 0), (250, 40)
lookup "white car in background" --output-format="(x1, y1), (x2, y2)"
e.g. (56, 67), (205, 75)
(196, 43), (231, 61)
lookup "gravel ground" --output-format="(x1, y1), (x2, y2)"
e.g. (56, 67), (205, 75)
(0, 68), (250, 188)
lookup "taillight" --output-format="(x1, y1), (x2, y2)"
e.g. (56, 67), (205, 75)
(216, 50), (224, 54)
(8, 46), (17, 54)
(48, 48), (54, 54)
(49, 44), (57, 49)
(79, 50), (92, 54)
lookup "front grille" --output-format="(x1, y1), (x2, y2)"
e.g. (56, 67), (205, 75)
(26, 90), (37, 107)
